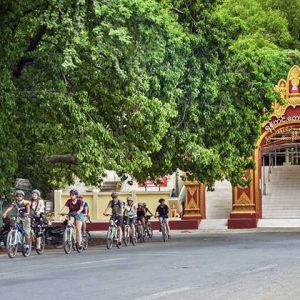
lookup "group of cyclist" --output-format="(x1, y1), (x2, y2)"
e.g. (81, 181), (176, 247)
(2, 189), (45, 251)
(104, 192), (171, 246)
(1, 189), (170, 253)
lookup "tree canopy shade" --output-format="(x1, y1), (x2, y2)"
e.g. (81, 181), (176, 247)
(0, 0), (299, 195)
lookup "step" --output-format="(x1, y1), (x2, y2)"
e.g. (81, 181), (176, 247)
(258, 219), (300, 228)
(199, 219), (228, 230)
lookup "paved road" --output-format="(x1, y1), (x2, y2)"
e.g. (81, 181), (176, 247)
(1, 232), (300, 300)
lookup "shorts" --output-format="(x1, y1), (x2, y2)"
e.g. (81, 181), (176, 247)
(19, 216), (31, 238)
(111, 215), (123, 226)
(70, 213), (84, 223)
(124, 217), (136, 226)
(159, 216), (169, 224)
(137, 215), (145, 221)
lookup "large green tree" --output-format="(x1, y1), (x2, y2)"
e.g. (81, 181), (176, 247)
(0, 0), (298, 195)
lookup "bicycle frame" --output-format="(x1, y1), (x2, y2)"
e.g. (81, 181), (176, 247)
(8, 218), (24, 246)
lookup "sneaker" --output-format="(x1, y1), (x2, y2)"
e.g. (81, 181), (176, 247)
(168, 235), (171, 239)
(117, 241), (122, 246)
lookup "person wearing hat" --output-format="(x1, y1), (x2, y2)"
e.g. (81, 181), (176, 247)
(103, 192), (124, 246)
(31, 189), (45, 218)
(124, 197), (137, 239)
(155, 198), (170, 238)
(59, 189), (84, 249)
(136, 202), (146, 230)
(30, 189), (45, 250)
(3, 190), (31, 250)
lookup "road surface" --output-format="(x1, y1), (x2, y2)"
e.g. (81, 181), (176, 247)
(1, 232), (300, 300)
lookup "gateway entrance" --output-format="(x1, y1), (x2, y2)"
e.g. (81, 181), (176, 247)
(262, 146), (300, 219)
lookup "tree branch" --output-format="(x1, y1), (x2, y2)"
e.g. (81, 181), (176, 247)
(13, 25), (48, 78)
(46, 154), (78, 165)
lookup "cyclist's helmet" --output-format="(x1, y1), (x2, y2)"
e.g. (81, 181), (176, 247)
(158, 198), (165, 203)
(143, 202), (147, 207)
(31, 189), (41, 197)
(127, 197), (134, 202)
(111, 192), (118, 199)
(15, 190), (25, 197)
(70, 189), (78, 196)
(138, 202), (144, 206)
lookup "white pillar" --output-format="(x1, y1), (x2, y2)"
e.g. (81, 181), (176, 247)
(54, 190), (62, 220)
(92, 188), (99, 221)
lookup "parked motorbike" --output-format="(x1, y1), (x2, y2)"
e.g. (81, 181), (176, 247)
(0, 217), (10, 247)
(44, 219), (67, 248)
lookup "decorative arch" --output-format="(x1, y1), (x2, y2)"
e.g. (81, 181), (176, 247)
(229, 65), (300, 228)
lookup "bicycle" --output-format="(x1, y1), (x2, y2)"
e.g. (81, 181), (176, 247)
(144, 216), (153, 238)
(6, 216), (32, 258)
(59, 213), (83, 254)
(82, 214), (91, 250)
(104, 214), (121, 249)
(136, 219), (145, 243)
(159, 217), (168, 242)
(123, 218), (136, 246)
(31, 214), (47, 255)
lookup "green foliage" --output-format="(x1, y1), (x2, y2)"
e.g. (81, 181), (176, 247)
(0, 0), (298, 195)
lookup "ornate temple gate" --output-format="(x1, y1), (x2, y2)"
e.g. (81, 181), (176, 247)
(228, 65), (300, 228)
(184, 65), (300, 228)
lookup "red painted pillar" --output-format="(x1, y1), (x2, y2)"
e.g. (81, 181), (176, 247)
(182, 182), (206, 221)
(228, 169), (258, 229)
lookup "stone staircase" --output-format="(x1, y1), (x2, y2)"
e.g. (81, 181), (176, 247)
(199, 180), (232, 230)
(206, 180), (232, 219)
(263, 165), (300, 219)
(101, 181), (121, 192)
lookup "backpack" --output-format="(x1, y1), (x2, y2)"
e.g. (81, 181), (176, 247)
(111, 200), (121, 209)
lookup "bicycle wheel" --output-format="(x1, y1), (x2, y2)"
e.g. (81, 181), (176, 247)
(21, 237), (32, 257)
(106, 227), (113, 249)
(82, 234), (88, 250)
(6, 230), (18, 258)
(36, 233), (45, 255)
(86, 231), (92, 242)
(138, 224), (144, 243)
(131, 233), (137, 246)
(124, 226), (130, 247)
(162, 224), (168, 242)
(116, 228), (122, 249)
(63, 228), (72, 254)
(147, 224), (153, 238)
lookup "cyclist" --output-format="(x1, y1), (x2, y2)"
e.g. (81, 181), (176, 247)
(30, 189), (45, 250)
(143, 202), (153, 217)
(143, 202), (153, 230)
(136, 202), (146, 229)
(3, 190), (31, 250)
(103, 192), (124, 246)
(31, 189), (45, 217)
(59, 189), (84, 249)
(124, 197), (137, 238)
(155, 198), (170, 238)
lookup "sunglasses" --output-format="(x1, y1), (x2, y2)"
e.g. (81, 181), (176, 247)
(16, 195), (23, 197)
